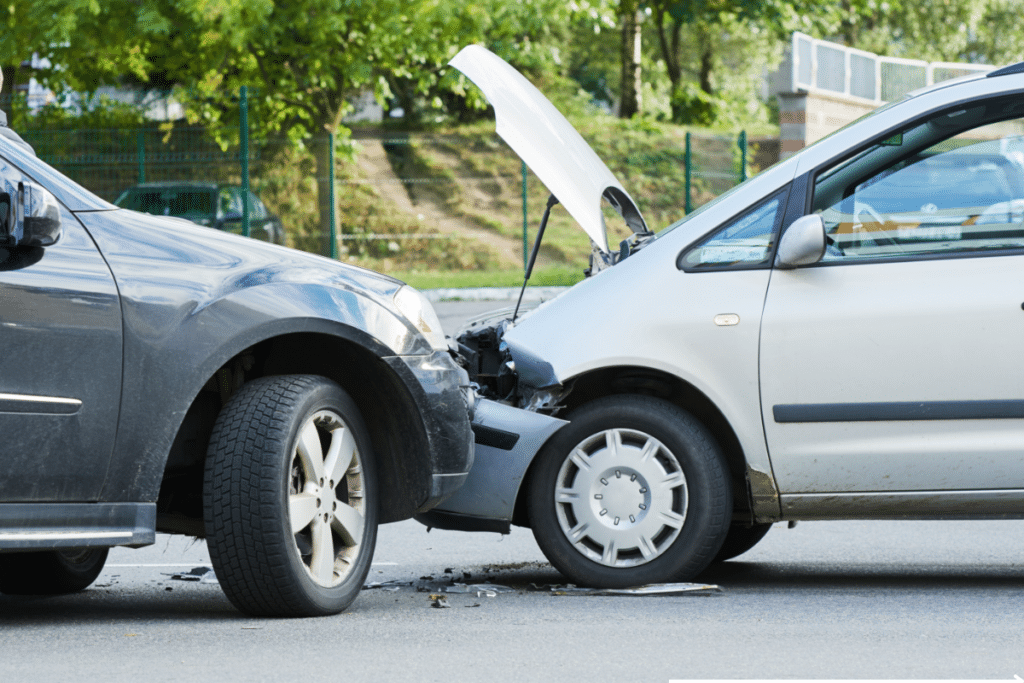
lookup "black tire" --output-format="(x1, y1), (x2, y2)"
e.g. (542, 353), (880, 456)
(0, 548), (108, 595)
(712, 522), (772, 562)
(204, 375), (378, 617)
(528, 395), (731, 588)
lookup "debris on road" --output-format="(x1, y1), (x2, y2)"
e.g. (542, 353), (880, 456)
(544, 582), (722, 596)
(430, 594), (451, 608)
(362, 580), (413, 592)
(444, 583), (513, 598)
(166, 567), (219, 584)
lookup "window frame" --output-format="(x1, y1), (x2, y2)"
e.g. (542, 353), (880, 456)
(676, 188), (790, 273)
(803, 95), (1024, 268)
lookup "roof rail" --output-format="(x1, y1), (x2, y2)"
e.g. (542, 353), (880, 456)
(987, 62), (1024, 78)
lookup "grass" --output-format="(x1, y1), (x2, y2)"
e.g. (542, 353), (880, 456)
(368, 117), (773, 276)
(389, 264), (585, 290)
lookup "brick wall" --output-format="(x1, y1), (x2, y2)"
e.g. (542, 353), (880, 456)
(779, 91), (879, 159)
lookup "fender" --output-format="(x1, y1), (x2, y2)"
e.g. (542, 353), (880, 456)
(75, 209), (428, 503)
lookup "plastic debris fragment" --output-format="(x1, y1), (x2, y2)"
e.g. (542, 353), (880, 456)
(430, 594), (451, 608)
(362, 580), (413, 591)
(166, 567), (219, 584)
(444, 583), (514, 596)
(547, 582), (722, 596)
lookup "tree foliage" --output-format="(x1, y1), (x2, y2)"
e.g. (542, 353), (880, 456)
(6, 0), (1024, 164)
(648, 0), (796, 124)
(829, 0), (1024, 65)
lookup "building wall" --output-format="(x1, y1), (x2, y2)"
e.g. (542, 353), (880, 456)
(779, 91), (878, 159)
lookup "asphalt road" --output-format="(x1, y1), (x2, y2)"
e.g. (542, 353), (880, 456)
(3, 298), (1024, 681)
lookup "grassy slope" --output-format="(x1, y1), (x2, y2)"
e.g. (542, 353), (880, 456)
(344, 116), (778, 287)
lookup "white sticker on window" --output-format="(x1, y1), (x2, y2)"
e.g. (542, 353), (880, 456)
(699, 243), (768, 264)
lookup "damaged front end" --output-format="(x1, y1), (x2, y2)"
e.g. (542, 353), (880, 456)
(456, 314), (569, 414)
(417, 44), (664, 534)
(417, 309), (571, 535)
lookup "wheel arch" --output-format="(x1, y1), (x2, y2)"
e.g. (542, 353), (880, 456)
(512, 364), (761, 528)
(156, 327), (435, 535)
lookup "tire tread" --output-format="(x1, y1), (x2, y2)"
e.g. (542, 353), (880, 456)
(203, 375), (373, 617)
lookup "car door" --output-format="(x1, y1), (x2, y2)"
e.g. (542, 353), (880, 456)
(0, 158), (122, 502)
(760, 97), (1024, 513)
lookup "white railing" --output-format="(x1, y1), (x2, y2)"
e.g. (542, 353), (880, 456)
(789, 32), (994, 104)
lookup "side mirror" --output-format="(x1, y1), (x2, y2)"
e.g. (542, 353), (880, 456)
(0, 181), (61, 247)
(775, 214), (825, 269)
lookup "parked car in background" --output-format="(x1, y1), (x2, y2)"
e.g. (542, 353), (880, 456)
(0, 138), (473, 616)
(114, 181), (285, 245)
(419, 45), (1024, 589)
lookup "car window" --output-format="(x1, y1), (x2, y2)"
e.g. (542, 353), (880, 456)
(247, 191), (267, 219)
(679, 192), (784, 270)
(219, 188), (242, 217)
(118, 187), (216, 219)
(812, 98), (1024, 262)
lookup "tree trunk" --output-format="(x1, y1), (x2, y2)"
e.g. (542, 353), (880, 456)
(619, 0), (642, 118)
(1, 64), (20, 124)
(654, 8), (685, 121)
(840, 0), (857, 46)
(310, 134), (334, 257)
(697, 27), (713, 96)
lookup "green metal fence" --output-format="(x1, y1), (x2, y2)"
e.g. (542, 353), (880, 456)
(16, 112), (769, 279)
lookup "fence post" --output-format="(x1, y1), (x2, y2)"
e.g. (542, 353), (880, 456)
(521, 160), (528, 272)
(239, 85), (250, 238)
(684, 131), (692, 215)
(136, 130), (146, 184)
(738, 130), (748, 183)
(329, 131), (338, 259)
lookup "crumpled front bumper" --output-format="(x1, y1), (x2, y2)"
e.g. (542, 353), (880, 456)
(416, 397), (567, 533)
(384, 351), (475, 513)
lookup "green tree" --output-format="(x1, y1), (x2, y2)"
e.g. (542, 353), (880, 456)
(831, 0), (1024, 66)
(2, 1), (170, 121)
(124, 0), (589, 255)
(1, 1), (91, 118)
(649, 1), (778, 124)
(123, 0), (490, 255)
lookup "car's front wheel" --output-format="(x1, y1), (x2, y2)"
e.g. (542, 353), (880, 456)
(0, 548), (109, 595)
(204, 375), (377, 617)
(528, 395), (731, 588)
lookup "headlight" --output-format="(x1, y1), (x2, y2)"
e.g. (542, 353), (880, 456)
(393, 285), (448, 352)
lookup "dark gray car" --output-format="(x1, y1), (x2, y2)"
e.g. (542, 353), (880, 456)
(0, 135), (473, 617)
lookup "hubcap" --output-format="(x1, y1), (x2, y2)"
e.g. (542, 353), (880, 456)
(554, 428), (687, 568)
(287, 410), (365, 587)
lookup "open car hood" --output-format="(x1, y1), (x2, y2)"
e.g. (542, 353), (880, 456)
(450, 45), (647, 255)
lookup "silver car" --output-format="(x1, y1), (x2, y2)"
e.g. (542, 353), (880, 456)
(417, 46), (1024, 588)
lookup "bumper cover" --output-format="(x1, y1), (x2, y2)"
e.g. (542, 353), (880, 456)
(384, 351), (475, 513)
(416, 398), (566, 533)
